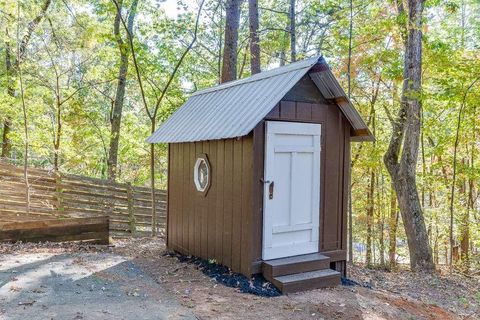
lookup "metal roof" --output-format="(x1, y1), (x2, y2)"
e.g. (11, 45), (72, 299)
(147, 56), (373, 143)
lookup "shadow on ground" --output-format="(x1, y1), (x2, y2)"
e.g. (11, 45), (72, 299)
(0, 251), (194, 320)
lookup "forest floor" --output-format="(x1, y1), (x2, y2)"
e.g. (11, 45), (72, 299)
(1, 237), (478, 320)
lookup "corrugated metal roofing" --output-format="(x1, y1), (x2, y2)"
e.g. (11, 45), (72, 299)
(147, 56), (372, 143)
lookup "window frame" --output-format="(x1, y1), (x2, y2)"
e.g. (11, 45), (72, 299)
(193, 153), (211, 196)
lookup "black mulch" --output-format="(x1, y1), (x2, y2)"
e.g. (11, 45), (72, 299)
(341, 277), (360, 286)
(341, 276), (372, 289)
(164, 251), (281, 297)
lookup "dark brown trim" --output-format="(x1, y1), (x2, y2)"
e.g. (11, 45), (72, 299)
(342, 122), (351, 252)
(166, 143), (171, 248)
(308, 62), (329, 73)
(251, 122), (265, 265)
(332, 96), (348, 104)
(251, 260), (262, 274)
(352, 128), (371, 136)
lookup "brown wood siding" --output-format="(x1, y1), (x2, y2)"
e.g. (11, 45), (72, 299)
(251, 100), (351, 268)
(167, 136), (254, 276)
(282, 75), (328, 104)
(342, 122), (351, 253)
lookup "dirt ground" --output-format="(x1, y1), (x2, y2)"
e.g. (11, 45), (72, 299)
(0, 242), (194, 320)
(1, 237), (478, 320)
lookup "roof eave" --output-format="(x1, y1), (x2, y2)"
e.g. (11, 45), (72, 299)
(351, 128), (375, 142)
(308, 64), (374, 142)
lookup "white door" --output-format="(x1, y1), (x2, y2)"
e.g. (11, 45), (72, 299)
(263, 121), (321, 260)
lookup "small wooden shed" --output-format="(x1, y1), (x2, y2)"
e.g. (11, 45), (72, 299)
(148, 56), (373, 293)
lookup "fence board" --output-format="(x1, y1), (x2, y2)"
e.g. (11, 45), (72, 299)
(0, 216), (109, 244)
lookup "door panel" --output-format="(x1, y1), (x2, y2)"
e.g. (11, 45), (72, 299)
(263, 121), (321, 260)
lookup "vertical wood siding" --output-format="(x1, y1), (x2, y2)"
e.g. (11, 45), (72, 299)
(251, 100), (351, 268)
(168, 99), (351, 276)
(168, 136), (254, 276)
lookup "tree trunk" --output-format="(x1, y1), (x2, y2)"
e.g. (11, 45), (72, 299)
(17, 40), (30, 213)
(347, 0), (354, 264)
(217, 4), (224, 83)
(459, 3), (469, 269)
(248, 0), (260, 74)
(449, 77), (480, 265)
(460, 176), (470, 266)
(150, 121), (157, 236)
(221, 0), (241, 83)
(115, 0), (205, 238)
(279, 19), (288, 67)
(366, 169), (374, 267)
(444, 240), (448, 265)
(279, 51), (286, 66)
(434, 212), (439, 264)
(462, 104), (476, 270)
(378, 173), (385, 267)
(238, 42), (248, 78)
(388, 182), (398, 269)
(429, 153), (439, 264)
(461, 151), (474, 271)
(279, 28), (287, 66)
(421, 113), (426, 208)
(347, 0), (353, 98)
(2, 35), (14, 158)
(54, 96), (62, 173)
(288, 0), (296, 62)
(108, 0), (139, 181)
(384, 0), (434, 271)
(1, 0), (51, 158)
(1, 122), (12, 158)
(366, 94), (377, 267)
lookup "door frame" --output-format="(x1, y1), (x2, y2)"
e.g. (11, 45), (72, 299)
(262, 120), (322, 260)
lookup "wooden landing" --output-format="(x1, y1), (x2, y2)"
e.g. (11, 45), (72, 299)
(263, 253), (341, 293)
(0, 216), (110, 244)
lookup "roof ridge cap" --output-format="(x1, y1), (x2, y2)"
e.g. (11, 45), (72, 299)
(191, 56), (321, 97)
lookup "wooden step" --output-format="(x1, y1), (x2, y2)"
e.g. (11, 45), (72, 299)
(262, 253), (331, 278)
(272, 269), (341, 293)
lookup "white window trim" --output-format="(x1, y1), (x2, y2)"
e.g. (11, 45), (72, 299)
(194, 156), (209, 193)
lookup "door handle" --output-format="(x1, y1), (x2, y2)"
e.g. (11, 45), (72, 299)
(268, 181), (274, 200)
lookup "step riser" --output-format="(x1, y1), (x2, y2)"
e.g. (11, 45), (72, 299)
(264, 260), (331, 278)
(277, 274), (340, 293)
(262, 253), (341, 293)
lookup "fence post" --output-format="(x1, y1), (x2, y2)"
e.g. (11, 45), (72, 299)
(127, 182), (136, 236)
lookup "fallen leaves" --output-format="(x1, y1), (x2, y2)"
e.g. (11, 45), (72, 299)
(126, 288), (140, 297)
(349, 263), (480, 317)
(1, 237), (476, 320)
(9, 285), (21, 292)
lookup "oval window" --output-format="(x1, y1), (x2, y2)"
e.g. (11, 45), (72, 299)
(194, 154), (211, 195)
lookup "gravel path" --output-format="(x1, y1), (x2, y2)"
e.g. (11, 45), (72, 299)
(0, 250), (194, 320)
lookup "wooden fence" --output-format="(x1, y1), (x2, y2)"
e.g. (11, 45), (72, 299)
(0, 162), (166, 237)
